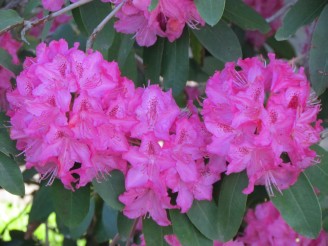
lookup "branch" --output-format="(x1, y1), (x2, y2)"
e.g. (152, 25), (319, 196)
(0, 0), (94, 41)
(125, 218), (139, 246)
(86, 0), (125, 50)
(266, 1), (296, 23)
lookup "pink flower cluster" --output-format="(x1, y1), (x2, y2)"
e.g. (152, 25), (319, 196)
(203, 54), (322, 195)
(244, 0), (284, 47)
(241, 201), (328, 245)
(109, 0), (204, 46)
(0, 32), (21, 111)
(7, 39), (223, 226)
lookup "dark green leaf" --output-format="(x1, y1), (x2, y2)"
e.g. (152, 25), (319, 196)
(192, 22), (242, 63)
(162, 28), (189, 96)
(92, 170), (125, 211)
(275, 0), (328, 41)
(0, 48), (21, 75)
(216, 172), (248, 242)
(51, 180), (90, 228)
(143, 218), (172, 246)
(149, 0), (159, 11)
(143, 38), (164, 84)
(0, 9), (23, 33)
(202, 56), (224, 75)
(117, 212), (135, 241)
(223, 0), (270, 33)
(0, 152), (24, 196)
(309, 4), (328, 96)
(304, 145), (328, 195)
(266, 37), (296, 60)
(79, 1), (116, 56)
(29, 185), (54, 223)
(271, 173), (322, 238)
(170, 210), (212, 246)
(187, 200), (218, 240)
(194, 0), (225, 26)
(95, 204), (118, 243)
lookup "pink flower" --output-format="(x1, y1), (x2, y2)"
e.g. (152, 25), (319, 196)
(203, 54), (322, 195)
(164, 234), (182, 246)
(7, 39), (138, 189)
(241, 201), (328, 245)
(42, 0), (65, 11)
(0, 32), (21, 111)
(110, 0), (204, 46)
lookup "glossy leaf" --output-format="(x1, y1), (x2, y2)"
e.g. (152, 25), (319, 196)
(216, 172), (248, 242)
(29, 184), (54, 223)
(0, 121), (19, 157)
(0, 152), (24, 196)
(194, 0), (225, 26)
(304, 145), (328, 195)
(170, 210), (212, 246)
(192, 22), (242, 63)
(143, 218), (172, 246)
(51, 181), (90, 228)
(223, 0), (270, 34)
(162, 28), (189, 96)
(95, 204), (118, 243)
(0, 48), (21, 75)
(187, 200), (218, 240)
(266, 37), (296, 60)
(309, 4), (328, 96)
(143, 38), (164, 84)
(92, 170), (125, 211)
(275, 0), (328, 41)
(0, 9), (23, 33)
(271, 173), (322, 238)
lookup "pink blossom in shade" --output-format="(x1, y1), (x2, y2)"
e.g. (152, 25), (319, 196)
(42, 0), (65, 11)
(213, 240), (245, 246)
(0, 33), (21, 111)
(109, 0), (204, 46)
(241, 201), (328, 245)
(203, 53), (322, 195)
(6, 39), (138, 189)
(164, 234), (182, 246)
(131, 84), (180, 140)
(244, 0), (284, 48)
(119, 186), (172, 226)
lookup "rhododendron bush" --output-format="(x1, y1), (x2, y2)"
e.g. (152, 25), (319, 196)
(0, 0), (328, 245)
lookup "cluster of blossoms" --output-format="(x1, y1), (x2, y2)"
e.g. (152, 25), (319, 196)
(0, 33), (21, 111)
(160, 201), (328, 246)
(202, 54), (322, 195)
(109, 0), (204, 46)
(6, 39), (223, 226)
(244, 0), (284, 47)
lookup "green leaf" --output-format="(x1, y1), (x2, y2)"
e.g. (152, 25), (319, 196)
(117, 212), (135, 241)
(92, 170), (125, 211)
(309, 4), (328, 96)
(149, 0), (159, 11)
(194, 0), (225, 26)
(78, 1), (116, 56)
(192, 22), (242, 63)
(68, 198), (95, 239)
(275, 0), (328, 41)
(216, 172), (248, 242)
(266, 37), (296, 60)
(0, 152), (24, 196)
(0, 48), (21, 75)
(143, 38), (164, 84)
(162, 28), (189, 96)
(95, 204), (118, 243)
(271, 173), (322, 238)
(51, 180), (90, 228)
(223, 0), (270, 34)
(170, 210), (212, 246)
(143, 218), (172, 246)
(304, 145), (328, 195)
(187, 200), (218, 240)
(0, 9), (23, 33)
(29, 185), (54, 223)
